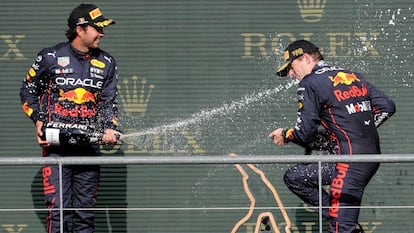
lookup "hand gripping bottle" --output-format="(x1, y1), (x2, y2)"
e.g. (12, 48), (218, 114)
(41, 122), (102, 146)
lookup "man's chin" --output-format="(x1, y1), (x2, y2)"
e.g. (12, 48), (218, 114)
(92, 40), (100, 48)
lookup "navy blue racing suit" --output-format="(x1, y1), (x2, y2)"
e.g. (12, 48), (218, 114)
(284, 127), (337, 220)
(20, 42), (119, 233)
(282, 60), (395, 233)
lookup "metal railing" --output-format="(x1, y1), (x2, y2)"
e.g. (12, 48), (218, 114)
(0, 154), (411, 165)
(0, 154), (412, 233)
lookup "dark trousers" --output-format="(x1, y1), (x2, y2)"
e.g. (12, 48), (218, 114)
(284, 162), (337, 218)
(42, 155), (100, 233)
(284, 162), (379, 233)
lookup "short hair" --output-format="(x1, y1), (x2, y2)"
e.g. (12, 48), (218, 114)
(309, 50), (324, 61)
(65, 25), (87, 41)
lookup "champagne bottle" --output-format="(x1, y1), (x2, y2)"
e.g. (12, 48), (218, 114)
(41, 122), (120, 146)
(42, 127), (102, 146)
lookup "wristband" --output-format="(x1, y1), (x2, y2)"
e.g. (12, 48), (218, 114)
(282, 128), (295, 144)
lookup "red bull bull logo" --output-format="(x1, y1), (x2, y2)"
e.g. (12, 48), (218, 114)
(58, 88), (96, 104)
(329, 72), (360, 86)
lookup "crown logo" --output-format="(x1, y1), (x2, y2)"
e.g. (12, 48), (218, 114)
(118, 75), (155, 117)
(297, 0), (327, 23)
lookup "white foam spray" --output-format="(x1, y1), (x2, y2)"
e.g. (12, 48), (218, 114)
(121, 79), (298, 140)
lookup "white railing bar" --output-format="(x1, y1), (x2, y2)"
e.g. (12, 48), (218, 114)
(2, 154), (411, 233)
(0, 154), (412, 165)
(0, 205), (412, 212)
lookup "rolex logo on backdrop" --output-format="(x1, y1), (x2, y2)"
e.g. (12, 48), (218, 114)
(241, 0), (381, 59)
(0, 34), (27, 60)
(112, 75), (206, 155)
(117, 75), (155, 117)
(1, 224), (28, 233)
(297, 0), (327, 23)
(101, 74), (155, 154)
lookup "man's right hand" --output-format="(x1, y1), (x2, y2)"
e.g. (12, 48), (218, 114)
(36, 121), (50, 147)
(268, 128), (286, 145)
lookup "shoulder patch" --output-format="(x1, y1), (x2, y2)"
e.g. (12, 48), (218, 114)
(90, 59), (106, 68)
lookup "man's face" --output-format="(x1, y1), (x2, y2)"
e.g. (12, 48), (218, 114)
(288, 54), (312, 81)
(79, 25), (105, 49)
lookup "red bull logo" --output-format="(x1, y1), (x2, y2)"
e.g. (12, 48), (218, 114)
(329, 163), (349, 218)
(333, 83), (368, 102)
(54, 102), (97, 118)
(58, 88), (96, 104)
(329, 72), (360, 86)
(42, 166), (56, 195)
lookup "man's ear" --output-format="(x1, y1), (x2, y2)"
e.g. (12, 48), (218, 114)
(303, 53), (312, 63)
(302, 53), (312, 63)
(75, 26), (85, 36)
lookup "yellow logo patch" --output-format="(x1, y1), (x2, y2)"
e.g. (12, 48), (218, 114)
(94, 19), (114, 28)
(89, 8), (102, 20)
(90, 59), (105, 68)
(28, 67), (36, 77)
(283, 51), (290, 60)
(291, 48), (304, 57)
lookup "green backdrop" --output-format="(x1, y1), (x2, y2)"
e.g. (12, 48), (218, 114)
(0, 0), (413, 232)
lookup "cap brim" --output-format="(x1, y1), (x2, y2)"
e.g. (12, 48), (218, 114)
(276, 62), (291, 77)
(93, 18), (115, 28)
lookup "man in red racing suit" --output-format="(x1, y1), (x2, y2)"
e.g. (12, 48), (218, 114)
(269, 40), (396, 233)
(20, 4), (121, 233)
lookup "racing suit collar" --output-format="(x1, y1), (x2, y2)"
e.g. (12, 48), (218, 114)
(299, 60), (328, 82)
(309, 60), (328, 74)
(316, 60), (328, 68)
(313, 60), (328, 71)
(68, 42), (99, 60)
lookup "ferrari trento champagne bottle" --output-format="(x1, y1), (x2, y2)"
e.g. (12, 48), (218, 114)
(42, 127), (102, 146)
(41, 122), (101, 146)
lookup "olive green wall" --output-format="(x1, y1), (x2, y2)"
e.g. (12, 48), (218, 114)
(0, 1), (413, 232)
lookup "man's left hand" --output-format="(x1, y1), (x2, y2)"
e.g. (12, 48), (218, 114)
(102, 129), (122, 144)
